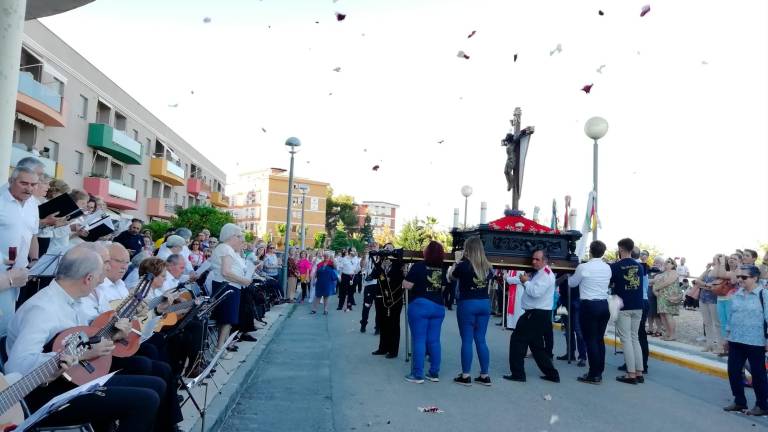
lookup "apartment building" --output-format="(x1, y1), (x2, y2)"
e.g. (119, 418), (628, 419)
(356, 201), (399, 236)
(10, 20), (226, 222)
(228, 168), (329, 245)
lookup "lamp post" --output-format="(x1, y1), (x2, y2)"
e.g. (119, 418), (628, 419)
(297, 184), (309, 250)
(584, 117), (609, 241)
(460, 185), (473, 228)
(281, 137), (301, 296)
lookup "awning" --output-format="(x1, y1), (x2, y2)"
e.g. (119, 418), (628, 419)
(15, 112), (44, 129)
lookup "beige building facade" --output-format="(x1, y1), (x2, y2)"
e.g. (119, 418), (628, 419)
(10, 20), (226, 221)
(228, 168), (328, 246)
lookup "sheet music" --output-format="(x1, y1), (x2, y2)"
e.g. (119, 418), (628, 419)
(140, 316), (161, 343)
(28, 254), (62, 278)
(187, 331), (239, 388)
(16, 372), (117, 431)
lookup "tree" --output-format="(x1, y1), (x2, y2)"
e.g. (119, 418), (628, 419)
(276, 223), (287, 248)
(395, 218), (428, 250)
(374, 225), (396, 246)
(325, 188), (359, 234)
(360, 215), (374, 243)
(329, 225), (350, 252)
(244, 231), (255, 243)
(144, 220), (172, 242)
(171, 205), (234, 238)
(314, 232), (327, 249)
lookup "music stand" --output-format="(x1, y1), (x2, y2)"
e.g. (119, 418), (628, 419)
(28, 253), (63, 278)
(185, 331), (239, 432)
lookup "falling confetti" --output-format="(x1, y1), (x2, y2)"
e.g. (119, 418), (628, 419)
(333, 67), (342, 72)
(190, 90), (195, 95)
(513, 53), (518, 62)
(543, 394), (552, 401)
(336, 12), (347, 21)
(581, 84), (593, 94)
(437, 140), (444, 144)
(168, 103), (179, 108)
(363, 149), (367, 152)
(640, 4), (651, 17)
(550, 415), (560, 425)
(203, 17), (212, 23)
(467, 30), (476, 38)
(598, 10), (604, 16)
(596, 64), (606, 73)
(549, 43), (562, 56)
(261, 128), (267, 133)
(315, 21), (320, 24)
(372, 165), (380, 171)
(457, 50), (470, 59)
(417, 406), (444, 414)
(701, 60), (709, 65)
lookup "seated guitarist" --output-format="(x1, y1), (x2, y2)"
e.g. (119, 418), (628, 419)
(78, 243), (184, 431)
(4, 245), (163, 431)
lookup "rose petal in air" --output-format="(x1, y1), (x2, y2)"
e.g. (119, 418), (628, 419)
(581, 84), (593, 94)
(467, 30), (476, 38)
(336, 12), (347, 21)
(372, 165), (380, 171)
(640, 5), (651, 17)
(514, 53), (518, 62)
(203, 17), (212, 23)
(457, 50), (470, 59)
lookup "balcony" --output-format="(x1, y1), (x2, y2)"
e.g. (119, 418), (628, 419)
(187, 178), (203, 195)
(146, 197), (176, 219)
(210, 191), (229, 208)
(16, 72), (65, 127)
(83, 177), (138, 210)
(10, 145), (63, 179)
(150, 158), (185, 186)
(87, 123), (142, 165)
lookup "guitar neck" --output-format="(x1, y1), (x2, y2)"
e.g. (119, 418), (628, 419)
(0, 354), (61, 414)
(167, 299), (194, 314)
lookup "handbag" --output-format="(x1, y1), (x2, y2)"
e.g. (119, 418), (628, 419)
(710, 279), (735, 297)
(759, 289), (768, 339)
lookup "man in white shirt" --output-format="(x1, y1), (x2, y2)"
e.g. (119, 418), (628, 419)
(503, 249), (560, 383)
(676, 257), (690, 281)
(5, 244), (163, 431)
(568, 240), (612, 384)
(79, 243), (131, 320)
(0, 166), (41, 335)
(337, 249), (359, 311)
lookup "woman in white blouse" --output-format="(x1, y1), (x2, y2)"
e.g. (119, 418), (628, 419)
(210, 224), (250, 359)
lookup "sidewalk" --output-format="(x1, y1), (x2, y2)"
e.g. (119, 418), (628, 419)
(180, 303), (295, 432)
(553, 323), (729, 379)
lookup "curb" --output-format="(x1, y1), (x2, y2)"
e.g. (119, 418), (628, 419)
(190, 303), (297, 432)
(552, 323), (728, 380)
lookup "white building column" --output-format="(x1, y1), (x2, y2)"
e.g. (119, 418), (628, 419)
(0, 0), (27, 176)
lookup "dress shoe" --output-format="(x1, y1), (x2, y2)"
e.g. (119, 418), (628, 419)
(239, 334), (257, 342)
(616, 376), (637, 385)
(556, 354), (571, 361)
(636, 375), (645, 384)
(502, 374), (526, 382)
(577, 374), (601, 385)
(723, 403), (747, 412)
(576, 360), (586, 367)
(385, 353), (398, 359)
(747, 406), (768, 416)
(372, 350), (387, 355)
(540, 375), (560, 383)
(360, 325), (366, 333)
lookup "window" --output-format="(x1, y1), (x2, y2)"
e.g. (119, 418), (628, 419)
(110, 161), (123, 181)
(45, 140), (59, 161)
(92, 154), (109, 177)
(96, 101), (111, 124)
(143, 179), (148, 197)
(174, 192), (179, 206)
(114, 112), (127, 131)
(145, 138), (151, 156)
(79, 95), (88, 119)
(75, 151), (84, 175)
(128, 173), (135, 188)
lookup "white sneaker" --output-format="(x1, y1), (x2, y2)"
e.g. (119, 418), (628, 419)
(221, 352), (234, 360)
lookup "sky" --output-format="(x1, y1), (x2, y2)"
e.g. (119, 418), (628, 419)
(40, 0), (768, 272)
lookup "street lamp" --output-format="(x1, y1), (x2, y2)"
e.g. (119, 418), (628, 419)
(460, 185), (473, 228)
(281, 137), (301, 296)
(297, 184), (309, 250)
(584, 117), (608, 240)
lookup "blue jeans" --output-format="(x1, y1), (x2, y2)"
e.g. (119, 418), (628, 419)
(408, 298), (445, 378)
(457, 299), (491, 374)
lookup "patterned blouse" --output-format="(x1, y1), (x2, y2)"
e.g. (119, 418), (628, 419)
(727, 287), (768, 347)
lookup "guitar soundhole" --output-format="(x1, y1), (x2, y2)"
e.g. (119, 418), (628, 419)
(117, 339), (129, 346)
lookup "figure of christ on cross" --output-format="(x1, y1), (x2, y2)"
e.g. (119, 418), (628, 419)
(502, 107), (535, 210)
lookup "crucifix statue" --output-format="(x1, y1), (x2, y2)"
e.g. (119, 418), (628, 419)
(502, 107), (535, 210)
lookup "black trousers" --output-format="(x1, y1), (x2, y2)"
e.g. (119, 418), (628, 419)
(544, 316), (554, 359)
(360, 284), (380, 330)
(728, 342), (768, 409)
(508, 309), (560, 380)
(353, 273), (363, 294)
(165, 319), (205, 375)
(111, 355), (183, 429)
(443, 280), (456, 309)
(236, 286), (258, 333)
(579, 299), (610, 378)
(639, 299), (649, 371)
(338, 274), (355, 309)
(300, 281), (310, 300)
(378, 301), (402, 355)
(27, 374), (163, 432)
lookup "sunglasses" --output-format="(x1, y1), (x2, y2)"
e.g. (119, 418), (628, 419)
(737, 275), (751, 280)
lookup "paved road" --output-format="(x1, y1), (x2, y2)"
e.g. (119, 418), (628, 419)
(219, 303), (768, 431)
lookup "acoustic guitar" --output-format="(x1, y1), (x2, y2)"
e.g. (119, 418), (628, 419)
(50, 274), (154, 386)
(0, 332), (90, 430)
(136, 286), (195, 333)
